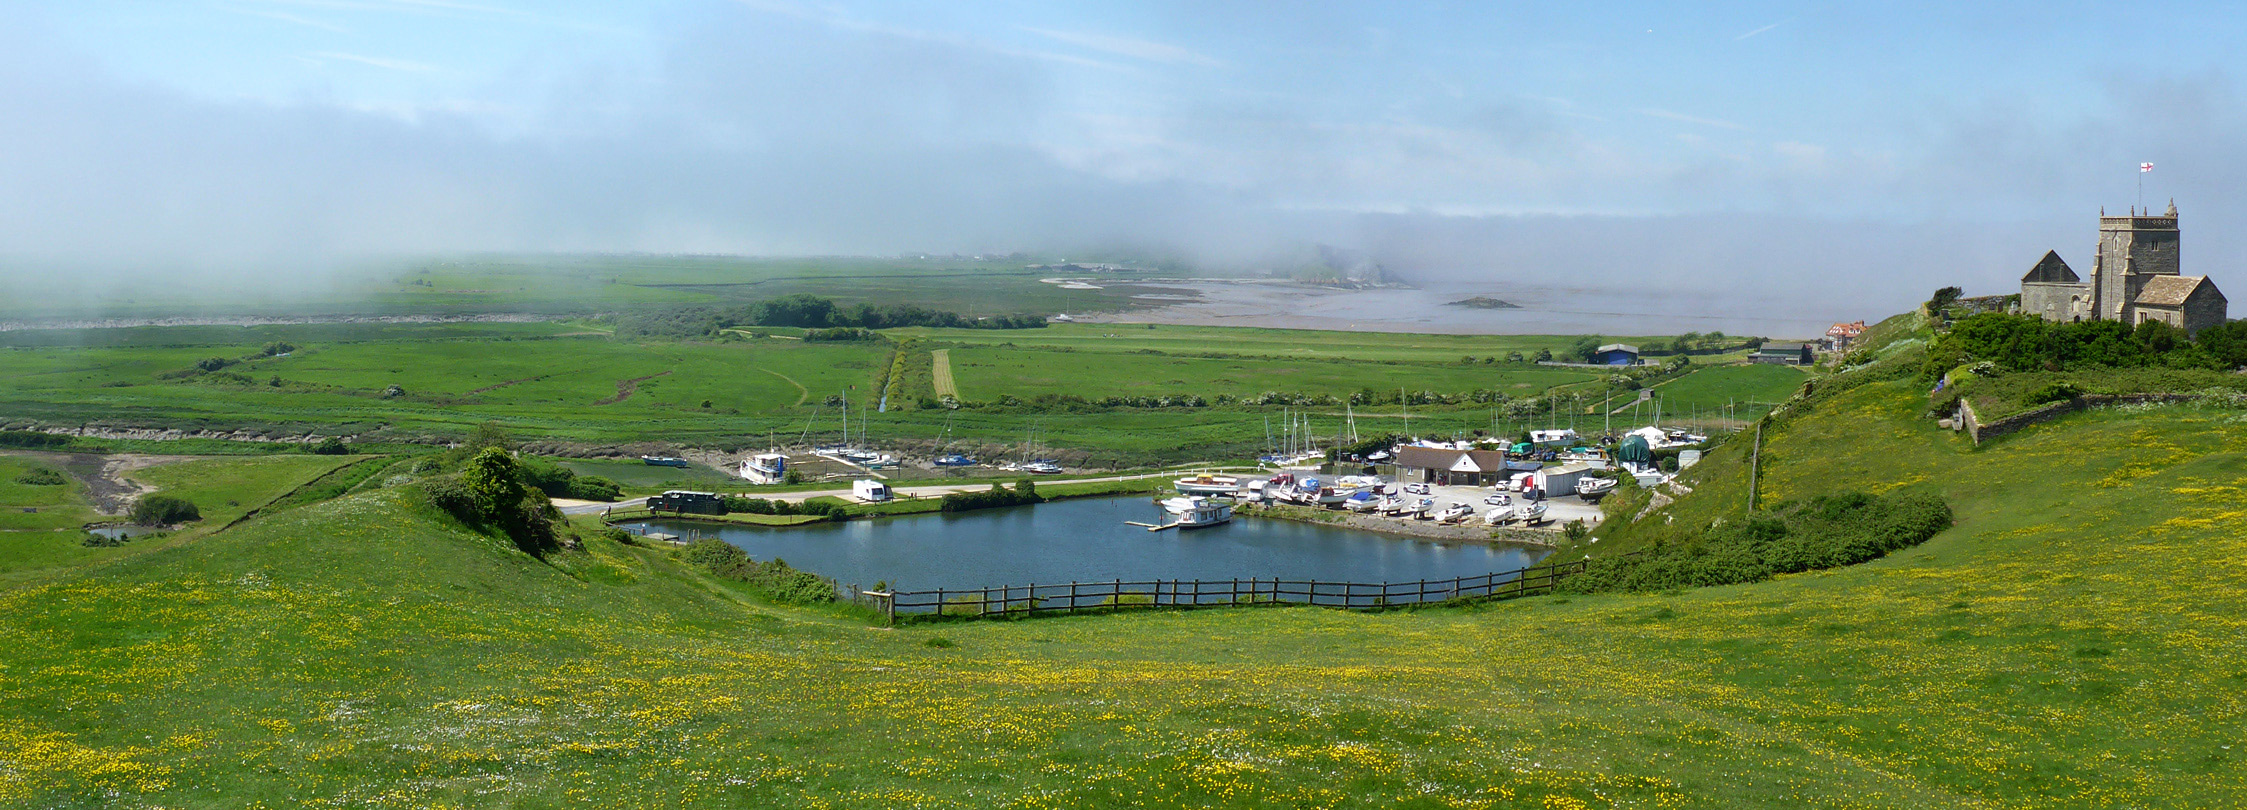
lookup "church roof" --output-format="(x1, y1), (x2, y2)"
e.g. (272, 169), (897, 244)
(2134, 275), (2217, 308)
(2020, 250), (2079, 284)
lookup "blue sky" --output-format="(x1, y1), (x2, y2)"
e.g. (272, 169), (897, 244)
(5, 1), (2245, 306)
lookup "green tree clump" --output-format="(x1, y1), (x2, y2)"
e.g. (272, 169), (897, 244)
(130, 495), (201, 526)
(15, 467), (68, 486)
(681, 539), (837, 604)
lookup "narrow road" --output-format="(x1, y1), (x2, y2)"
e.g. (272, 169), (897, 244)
(553, 467), (1246, 514)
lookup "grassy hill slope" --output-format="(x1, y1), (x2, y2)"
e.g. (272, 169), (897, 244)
(3, 348), (2245, 806)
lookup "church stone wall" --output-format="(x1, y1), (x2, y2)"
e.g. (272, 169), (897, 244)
(2021, 282), (2088, 322)
(2182, 287), (2228, 335)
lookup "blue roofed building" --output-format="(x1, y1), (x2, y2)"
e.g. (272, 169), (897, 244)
(1592, 344), (1639, 365)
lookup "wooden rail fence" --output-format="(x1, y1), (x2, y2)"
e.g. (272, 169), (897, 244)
(863, 558), (1599, 625)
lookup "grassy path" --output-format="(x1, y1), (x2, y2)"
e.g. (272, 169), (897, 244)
(930, 348), (957, 398)
(759, 367), (810, 406)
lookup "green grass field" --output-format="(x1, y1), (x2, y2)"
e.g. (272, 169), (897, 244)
(0, 321), (1733, 461)
(1, 313), (2243, 806)
(1640, 362), (1812, 420)
(1, 256), (1166, 320)
(0, 453), (363, 588)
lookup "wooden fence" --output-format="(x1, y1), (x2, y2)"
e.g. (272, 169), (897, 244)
(863, 557), (1600, 625)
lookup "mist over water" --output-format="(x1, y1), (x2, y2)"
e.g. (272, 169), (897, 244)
(2, 3), (2245, 325)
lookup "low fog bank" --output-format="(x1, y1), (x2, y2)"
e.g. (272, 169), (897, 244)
(4, 2), (2244, 322)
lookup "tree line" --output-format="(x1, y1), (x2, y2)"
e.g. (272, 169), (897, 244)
(611, 294), (1048, 339)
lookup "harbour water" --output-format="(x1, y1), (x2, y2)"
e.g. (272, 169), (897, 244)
(622, 496), (1546, 591)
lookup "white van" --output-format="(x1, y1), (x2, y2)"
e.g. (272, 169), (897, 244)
(852, 479), (892, 502)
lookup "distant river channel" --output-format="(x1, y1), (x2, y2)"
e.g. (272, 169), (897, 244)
(621, 496), (1547, 591)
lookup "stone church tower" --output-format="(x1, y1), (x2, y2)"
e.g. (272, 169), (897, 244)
(2092, 202), (2180, 322)
(2021, 202), (2227, 335)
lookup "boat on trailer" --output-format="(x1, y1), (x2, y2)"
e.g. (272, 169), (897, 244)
(740, 453), (786, 484)
(1576, 476), (1618, 501)
(1174, 474), (1241, 496)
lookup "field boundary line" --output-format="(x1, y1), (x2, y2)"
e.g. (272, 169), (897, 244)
(930, 349), (958, 398)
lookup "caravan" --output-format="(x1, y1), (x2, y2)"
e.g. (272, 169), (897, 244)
(851, 479), (892, 502)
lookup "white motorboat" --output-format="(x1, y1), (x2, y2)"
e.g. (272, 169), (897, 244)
(740, 453), (787, 484)
(1378, 495), (1406, 515)
(1174, 474), (1241, 496)
(1434, 502), (1474, 524)
(1343, 490), (1381, 512)
(1160, 496), (1205, 515)
(1021, 460), (1064, 475)
(1576, 476), (1618, 500)
(1484, 507), (1514, 526)
(1174, 498), (1234, 529)
(1408, 496), (1436, 519)
(1515, 502), (1549, 525)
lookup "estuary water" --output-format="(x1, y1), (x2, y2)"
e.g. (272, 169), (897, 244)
(623, 496), (1545, 591)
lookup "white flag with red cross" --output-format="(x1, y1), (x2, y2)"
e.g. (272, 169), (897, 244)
(2141, 162), (2155, 172)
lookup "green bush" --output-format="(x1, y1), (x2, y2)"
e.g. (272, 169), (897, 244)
(0, 430), (69, 449)
(939, 480), (1046, 513)
(310, 436), (350, 455)
(1564, 490), (1951, 594)
(130, 495), (201, 526)
(424, 449), (560, 554)
(681, 539), (836, 604)
(2025, 381), (2084, 405)
(15, 467), (67, 486)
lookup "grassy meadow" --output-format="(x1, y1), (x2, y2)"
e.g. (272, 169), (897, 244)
(0, 319), (1733, 461)
(0, 256), (1168, 321)
(1, 362), (2244, 805)
(0, 453), (365, 588)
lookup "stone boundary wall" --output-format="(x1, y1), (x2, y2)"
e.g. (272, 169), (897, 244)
(1961, 393), (2200, 445)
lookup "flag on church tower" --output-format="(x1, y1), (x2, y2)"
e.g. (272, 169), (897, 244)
(2141, 162), (2155, 172)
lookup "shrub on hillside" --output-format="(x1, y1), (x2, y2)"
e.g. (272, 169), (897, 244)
(1564, 490), (1951, 594)
(516, 457), (623, 502)
(311, 436), (350, 455)
(130, 495), (201, 526)
(425, 448), (561, 554)
(681, 539), (837, 604)
(15, 467), (67, 486)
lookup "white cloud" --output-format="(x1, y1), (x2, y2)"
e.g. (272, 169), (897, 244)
(1020, 27), (1224, 68)
(307, 51), (440, 72)
(1641, 107), (1749, 131)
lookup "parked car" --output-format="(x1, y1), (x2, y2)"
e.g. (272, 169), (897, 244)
(1403, 482), (1430, 495)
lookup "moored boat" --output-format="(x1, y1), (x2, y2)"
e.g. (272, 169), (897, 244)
(1575, 476), (1618, 501)
(1174, 474), (1241, 496)
(1175, 499), (1234, 529)
(933, 453), (978, 467)
(740, 453), (787, 484)
(1515, 502), (1549, 525)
